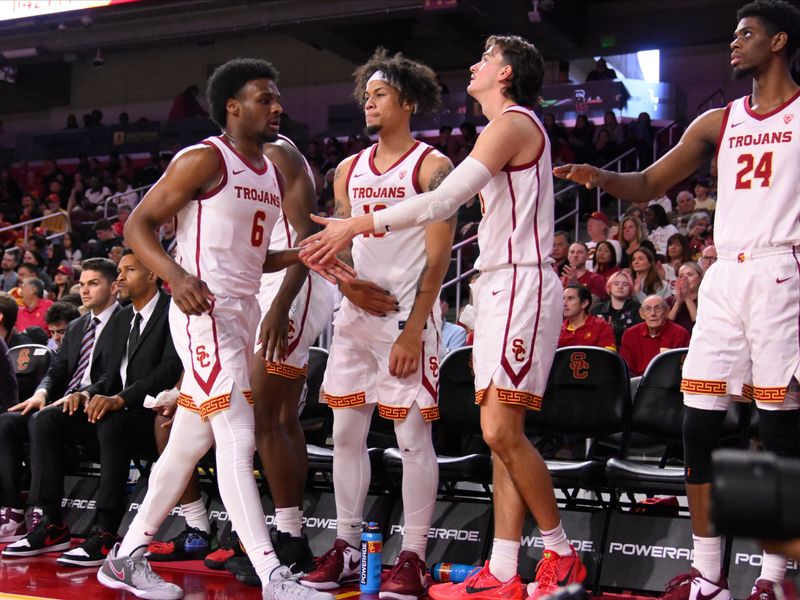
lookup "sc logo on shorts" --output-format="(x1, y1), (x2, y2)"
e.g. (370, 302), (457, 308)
(511, 339), (526, 362)
(195, 345), (211, 368)
(569, 351), (590, 380)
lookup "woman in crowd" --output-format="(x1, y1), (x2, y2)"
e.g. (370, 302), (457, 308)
(644, 204), (679, 257)
(50, 264), (74, 301)
(62, 231), (83, 268)
(592, 240), (620, 284)
(630, 245), (671, 302)
(665, 233), (692, 274)
(686, 211), (713, 258)
(618, 215), (647, 269)
(667, 262), (702, 336)
(591, 270), (642, 348)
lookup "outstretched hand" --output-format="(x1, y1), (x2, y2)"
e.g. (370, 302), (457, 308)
(553, 163), (603, 189)
(299, 213), (363, 268)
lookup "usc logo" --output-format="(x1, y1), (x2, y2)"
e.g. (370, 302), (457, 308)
(16, 348), (30, 372)
(511, 339), (526, 362)
(429, 357), (439, 378)
(569, 351), (590, 379)
(288, 319), (296, 337)
(195, 345), (211, 368)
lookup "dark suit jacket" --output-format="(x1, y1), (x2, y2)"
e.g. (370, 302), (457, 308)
(38, 304), (121, 402)
(86, 291), (181, 410)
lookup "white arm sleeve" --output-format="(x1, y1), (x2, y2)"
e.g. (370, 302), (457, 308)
(371, 157), (493, 233)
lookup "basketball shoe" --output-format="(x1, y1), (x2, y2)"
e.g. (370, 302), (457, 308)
(57, 528), (119, 567)
(97, 543), (183, 600)
(205, 529), (245, 570)
(300, 538), (360, 590)
(379, 550), (428, 600)
(658, 569), (730, 600)
(746, 578), (789, 600)
(525, 546), (586, 600)
(265, 565), (336, 600)
(0, 507), (26, 543)
(428, 561), (523, 600)
(146, 524), (216, 561)
(2, 514), (71, 557)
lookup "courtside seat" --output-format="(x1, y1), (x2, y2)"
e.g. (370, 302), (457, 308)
(526, 346), (632, 491)
(9, 343), (53, 401)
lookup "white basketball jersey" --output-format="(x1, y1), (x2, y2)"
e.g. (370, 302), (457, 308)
(474, 105), (554, 271)
(715, 92), (800, 252)
(337, 141), (435, 342)
(174, 135), (283, 298)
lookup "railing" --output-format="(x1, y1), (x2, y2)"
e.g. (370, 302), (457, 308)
(102, 184), (153, 220)
(591, 147), (640, 221)
(652, 121), (680, 162)
(0, 213), (70, 248)
(696, 88), (725, 116)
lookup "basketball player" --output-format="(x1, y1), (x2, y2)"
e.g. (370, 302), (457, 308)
(552, 3), (800, 599)
(300, 36), (587, 600)
(96, 58), (350, 600)
(298, 49), (455, 600)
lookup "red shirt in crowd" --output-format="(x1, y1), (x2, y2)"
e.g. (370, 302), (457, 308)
(577, 270), (608, 300)
(619, 320), (690, 376)
(16, 298), (53, 333)
(558, 314), (617, 351)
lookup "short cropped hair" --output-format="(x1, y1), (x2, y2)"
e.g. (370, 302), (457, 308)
(46, 301), (81, 326)
(22, 277), (45, 299)
(566, 284), (592, 312)
(206, 58), (280, 129)
(738, 0), (800, 58)
(0, 292), (18, 330)
(80, 257), (118, 284)
(485, 35), (545, 107)
(352, 47), (441, 114)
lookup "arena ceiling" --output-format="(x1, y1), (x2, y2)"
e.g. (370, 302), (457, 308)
(0, 0), (747, 70)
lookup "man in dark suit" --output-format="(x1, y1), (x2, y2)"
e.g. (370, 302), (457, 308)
(0, 258), (119, 550)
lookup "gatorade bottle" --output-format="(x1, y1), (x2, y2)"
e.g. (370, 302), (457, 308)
(360, 522), (382, 593)
(432, 562), (480, 583)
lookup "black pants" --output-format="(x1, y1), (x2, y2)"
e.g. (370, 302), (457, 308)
(0, 410), (35, 508)
(28, 408), (157, 531)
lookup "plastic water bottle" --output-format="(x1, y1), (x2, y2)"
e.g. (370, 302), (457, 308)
(360, 522), (382, 593)
(432, 562), (479, 583)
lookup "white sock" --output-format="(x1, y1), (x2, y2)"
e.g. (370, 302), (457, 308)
(401, 525), (430, 560)
(336, 517), (362, 549)
(759, 551), (787, 583)
(540, 522), (571, 556)
(488, 538), (520, 582)
(692, 535), (722, 581)
(275, 507), (303, 538)
(181, 498), (210, 534)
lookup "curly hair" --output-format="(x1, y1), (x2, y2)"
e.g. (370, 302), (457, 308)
(352, 48), (441, 114)
(206, 58), (279, 129)
(738, 0), (800, 58)
(485, 35), (545, 107)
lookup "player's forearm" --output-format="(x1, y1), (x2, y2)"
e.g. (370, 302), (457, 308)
(125, 215), (185, 284)
(404, 255), (451, 334)
(269, 261), (307, 312)
(592, 169), (665, 203)
(263, 248), (301, 273)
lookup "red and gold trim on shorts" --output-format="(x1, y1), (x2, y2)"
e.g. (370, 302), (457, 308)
(680, 378), (727, 396)
(265, 361), (308, 380)
(475, 387), (543, 411)
(324, 391), (367, 408)
(748, 385), (786, 402)
(176, 390), (253, 420)
(377, 404), (440, 422)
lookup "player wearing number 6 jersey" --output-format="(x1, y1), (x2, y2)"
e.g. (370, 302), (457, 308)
(300, 49), (455, 600)
(553, 3), (800, 600)
(97, 58), (350, 600)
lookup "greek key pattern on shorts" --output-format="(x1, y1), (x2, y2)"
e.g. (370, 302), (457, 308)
(265, 361), (308, 379)
(752, 385), (787, 402)
(198, 394), (231, 420)
(324, 391), (367, 408)
(474, 387), (542, 411)
(243, 391), (253, 405)
(680, 378), (727, 396)
(177, 393), (198, 413)
(420, 406), (440, 421)
(378, 404), (409, 420)
(741, 383), (754, 400)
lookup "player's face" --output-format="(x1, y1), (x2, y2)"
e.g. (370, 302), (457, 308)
(562, 288), (585, 319)
(568, 243), (587, 268)
(363, 81), (406, 135)
(235, 79), (282, 143)
(116, 253), (153, 302)
(79, 269), (115, 311)
(468, 45), (507, 97)
(730, 17), (775, 80)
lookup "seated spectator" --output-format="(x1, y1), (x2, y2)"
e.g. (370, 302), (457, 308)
(620, 295), (690, 376)
(108, 244), (125, 265)
(592, 127), (619, 167)
(585, 211), (621, 269)
(16, 278), (53, 333)
(586, 57), (617, 81)
(667, 262), (703, 336)
(44, 244), (67, 280)
(19, 192), (42, 221)
(693, 177), (716, 212)
(591, 240), (621, 285)
(569, 115), (595, 163)
(50, 265), (74, 301)
(698, 244), (717, 273)
(88, 220), (123, 259)
(559, 285), (616, 350)
(591, 270), (642, 348)
(619, 215), (647, 269)
(168, 85), (209, 120)
(44, 301), (81, 350)
(551, 230), (570, 276)
(562, 242), (608, 300)
(22, 251), (52, 290)
(117, 155), (136, 183)
(686, 211), (713, 258)
(0, 292), (34, 348)
(440, 294), (467, 355)
(160, 221), (176, 257)
(0, 251), (18, 292)
(0, 208), (17, 248)
(595, 111), (625, 147)
(644, 204), (679, 257)
(648, 193), (673, 215)
(0, 335), (16, 412)
(41, 195), (70, 238)
(62, 231), (83, 268)
(672, 190), (696, 234)
(83, 176), (112, 208)
(113, 177), (138, 209)
(666, 233), (692, 274)
(630, 246), (671, 302)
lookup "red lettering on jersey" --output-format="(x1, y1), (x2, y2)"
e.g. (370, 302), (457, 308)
(728, 131), (792, 149)
(511, 338), (526, 362)
(352, 187), (406, 199)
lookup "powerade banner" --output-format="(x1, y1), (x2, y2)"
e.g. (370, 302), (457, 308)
(729, 539), (800, 599)
(62, 475), (99, 537)
(383, 499), (492, 566)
